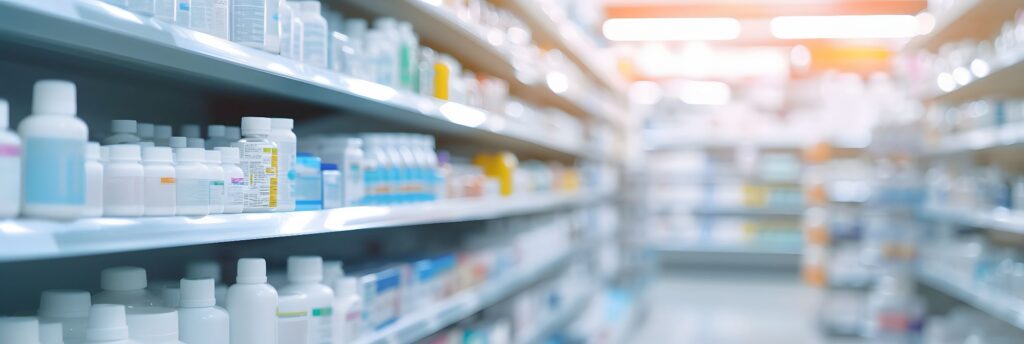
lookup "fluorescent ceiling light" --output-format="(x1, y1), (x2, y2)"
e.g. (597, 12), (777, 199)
(603, 18), (741, 41)
(770, 15), (920, 39)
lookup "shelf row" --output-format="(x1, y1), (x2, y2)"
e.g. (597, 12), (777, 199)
(0, 191), (613, 262)
(0, 0), (611, 162)
(653, 244), (803, 256)
(907, 0), (1024, 53)
(651, 206), (804, 217)
(926, 52), (1024, 104)
(920, 206), (1024, 235)
(924, 121), (1024, 156)
(916, 265), (1024, 331)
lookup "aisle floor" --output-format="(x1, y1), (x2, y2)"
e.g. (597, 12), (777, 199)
(631, 267), (855, 344)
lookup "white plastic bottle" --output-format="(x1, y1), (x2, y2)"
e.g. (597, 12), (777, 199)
(137, 123), (155, 143)
(205, 150), (225, 214)
(279, 1), (294, 59)
(320, 137), (363, 206)
(83, 142), (104, 218)
(103, 144), (145, 217)
(322, 260), (343, 295)
(215, 147), (245, 214)
(265, 0), (280, 53)
(38, 289), (91, 344)
(154, 126), (172, 147)
(269, 118), (296, 212)
(0, 99), (21, 218)
(19, 80), (87, 219)
(280, 256), (334, 344)
(230, 0), (267, 49)
(235, 117), (278, 212)
(320, 164), (341, 209)
(276, 293), (309, 344)
(83, 304), (131, 344)
(39, 321), (63, 344)
(174, 148), (210, 216)
(343, 19), (368, 80)
(178, 279), (229, 344)
(192, 0), (230, 40)
(297, 2), (328, 69)
(205, 125), (230, 149)
(126, 307), (183, 344)
(331, 277), (361, 344)
(185, 261), (228, 307)
(398, 22), (418, 92)
(103, 120), (141, 145)
(227, 258), (278, 344)
(175, 0), (191, 27)
(142, 147), (176, 216)
(95, 267), (163, 308)
(0, 316), (40, 344)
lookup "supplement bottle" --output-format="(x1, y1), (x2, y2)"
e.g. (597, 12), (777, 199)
(94, 267), (163, 308)
(332, 278), (362, 344)
(178, 279), (228, 344)
(154, 126), (172, 147)
(227, 258), (278, 344)
(269, 118), (296, 212)
(19, 80), (87, 219)
(142, 147), (176, 216)
(280, 256), (334, 344)
(38, 289), (91, 343)
(205, 150), (225, 214)
(103, 120), (141, 145)
(0, 99), (21, 218)
(320, 164), (341, 209)
(236, 117), (278, 212)
(215, 147), (245, 214)
(180, 125), (201, 139)
(320, 137), (363, 206)
(297, 2), (328, 69)
(275, 293), (309, 344)
(126, 307), (183, 344)
(295, 153), (322, 211)
(205, 125), (231, 149)
(82, 305), (131, 344)
(103, 145), (145, 217)
(39, 321), (63, 344)
(174, 148), (210, 216)
(137, 123), (155, 143)
(0, 316), (40, 344)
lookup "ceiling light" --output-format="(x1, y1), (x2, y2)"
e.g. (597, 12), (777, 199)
(603, 18), (741, 41)
(770, 15), (920, 39)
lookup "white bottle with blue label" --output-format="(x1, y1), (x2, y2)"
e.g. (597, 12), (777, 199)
(19, 80), (88, 219)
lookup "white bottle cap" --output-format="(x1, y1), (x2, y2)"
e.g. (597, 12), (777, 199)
(225, 126), (241, 140)
(32, 80), (76, 116)
(106, 144), (141, 162)
(137, 123), (154, 138)
(154, 125), (172, 139)
(175, 148), (206, 163)
(179, 278), (216, 308)
(185, 261), (222, 281)
(39, 321), (62, 344)
(85, 142), (101, 161)
(205, 150), (221, 164)
(322, 260), (343, 286)
(161, 286), (180, 309)
(125, 307), (178, 342)
(168, 136), (187, 149)
(187, 137), (205, 149)
(85, 304), (129, 342)
(0, 99), (8, 130)
(0, 316), (39, 344)
(180, 124), (201, 138)
(207, 125), (226, 138)
(240, 117), (271, 136)
(287, 256), (323, 283)
(299, 1), (320, 13)
(38, 289), (92, 318)
(100, 266), (148, 291)
(142, 147), (173, 163)
(111, 120), (137, 134)
(214, 147), (240, 164)
(271, 118), (294, 130)
(236, 258), (268, 284)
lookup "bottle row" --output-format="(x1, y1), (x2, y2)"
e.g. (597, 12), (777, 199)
(0, 79), (600, 219)
(925, 98), (1024, 138)
(0, 211), (577, 344)
(921, 233), (1024, 305)
(912, 9), (1024, 94)
(924, 162), (1024, 213)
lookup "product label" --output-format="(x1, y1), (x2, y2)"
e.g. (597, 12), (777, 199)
(24, 138), (85, 205)
(225, 176), (245, 208)
(312, 306), (333, 344)
(239, 142), (277, 210)
(231, 0), (265, 45)
(277, 309), (308, 344)
(145, 175), (176, 210)
(209, 179), (224, 207)
(176, 177), (210, 207)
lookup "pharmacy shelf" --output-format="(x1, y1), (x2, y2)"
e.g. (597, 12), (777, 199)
(340, 0), (602, 124)
(906, 0), (1024, 53)
(653, 244), (803, 256)
(924, 121), (1024, 156)
(927, 54), (1024, 103)
(494, 0), (627, 95)
(654, 244), (802, 268)
(515, 287), (594, 344)
(355, 249), (578, 344)
(920, 206), (1024, 235)
(0, 0), (599, 161)
(0, 191), (611, 262)
(645, 136), (811, 152)
(916, 265), (1024, 331)
(689, 206), (805, 217)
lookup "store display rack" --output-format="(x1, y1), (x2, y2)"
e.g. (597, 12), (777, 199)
(356, 248), (579, 344)
(515, 287), (595, 344)
(920, 206), (1024, 235)
(0, 191), (612, 262)
(0, 0), (608, 161)
(916, 265), (1024, 331)
(924, 121), (1024, 156)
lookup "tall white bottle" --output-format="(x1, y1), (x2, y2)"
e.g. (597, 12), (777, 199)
(331, 278), (361, 344)
(269, 118), (296, 212)
(0, 99), (21, 218)
(227, 258), (278, 344)
(235, 117), (278, 212)
(19, 80), (87, 219)
(276, 293), (308, 344)
(0, 316), (40, 344)
(102, 145), (145, 217)
(38, 289), (91, 344)
(94, 267), (163, 308)
(205, 150), (225, 214)
(82, 305), (132, 344)
(142, 147), (176, 216)
(125, 307), (183, 344)
(215, 147), (245, 214)
(178, 279), (229, 344)
(185, 261), (228, 307)
(174, 148), (210, 216)
(280, 256), (333, 344)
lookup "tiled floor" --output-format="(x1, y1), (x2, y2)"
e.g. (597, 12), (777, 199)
(630, 267), (852, 344)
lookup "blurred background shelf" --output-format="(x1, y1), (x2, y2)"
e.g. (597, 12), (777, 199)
(916, 265), (1024, 331)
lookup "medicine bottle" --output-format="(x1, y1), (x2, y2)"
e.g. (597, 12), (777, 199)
(19, 80), (87, 219)
(94, 267), (163, 308)
(142, 147), (176, 216)
(236, 117), (278, 212)
(215, 147), (245, 214)
(269, 118), (296, 212)
(227, 258), (278, 344)
(82, 304), (131, 344)
(103, 144), (145, 217)
(174, 148), (209, 216)
(205, 150), (225, 214)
